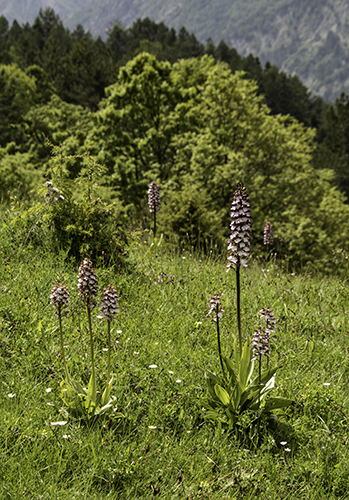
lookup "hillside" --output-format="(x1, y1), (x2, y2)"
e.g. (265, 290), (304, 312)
(71, 0), (349, 101)
(0, 0), (90, 26)
(1, 0), (349, 100)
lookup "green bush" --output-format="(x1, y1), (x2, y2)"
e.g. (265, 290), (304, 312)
(7, 143), (128, 265)
(0, 143), (42, 203)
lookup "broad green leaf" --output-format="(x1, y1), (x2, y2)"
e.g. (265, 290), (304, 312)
(112, 412), (124, 419)
(101, 377), (113, 407)
(261, 375), (275, 393)
(68, 378), (86, 397)
(204, 410), (221, 420)
(231, 382), (241, 410)
(240, 384), (263, 408)
(214, 384), (230, 406)
(85, 371), (97, 410)
(225, 408), (236, 424)
(239, 342), (253, 390)
(250, 366), (278, 389)
(205, 370), (223, 401)
(233, 338), (239, 367)
(222, 356), (237, 385)
(94, 399), (118, 416)
(257, 375), (276, 404)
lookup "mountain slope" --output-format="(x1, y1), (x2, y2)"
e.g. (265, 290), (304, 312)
(64, 0), (349, 101)
(0, 0), (89, 26)
(1, 0), (349, 100)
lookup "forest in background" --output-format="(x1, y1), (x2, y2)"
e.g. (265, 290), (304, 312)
(2, 0), (349, 101)
(1, 8), (349, 270)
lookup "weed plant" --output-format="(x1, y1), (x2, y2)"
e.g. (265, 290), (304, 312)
(1, 224), (349, 498)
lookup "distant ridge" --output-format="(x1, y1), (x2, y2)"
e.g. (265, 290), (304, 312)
(1, 0), (349, 100)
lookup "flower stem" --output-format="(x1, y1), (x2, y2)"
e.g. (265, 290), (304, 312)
(153, 210), (157, 239)
(58, 311), (69, 381)
(236, 263), (242, 357)
(87, 306), (95, 376)
(86, 304), (97, 406)
(216, 305), (225, 380)
(258, 354), (262, 406)
(107, 320), (111, 384)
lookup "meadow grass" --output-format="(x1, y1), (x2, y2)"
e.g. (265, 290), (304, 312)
(1, 235), (349, 499)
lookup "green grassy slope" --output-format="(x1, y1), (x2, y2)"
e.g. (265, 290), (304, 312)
(1, 223), (349, 498)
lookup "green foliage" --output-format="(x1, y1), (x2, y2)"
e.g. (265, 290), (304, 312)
(0, 63), (38, 146)
(23, 94), (93, 168)
(46, 146), (127, 264)
(203, 342), (293, 446)
(11, 143), (128, 264)
(0, 142), (42, 202)
(315, 92), (349, 200)
(1, 230), (349, 498)
(0, 8), (328, 129)
(1, 9), (349, 269)
(87, 53), (349, 267)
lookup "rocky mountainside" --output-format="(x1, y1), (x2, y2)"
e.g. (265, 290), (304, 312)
(1, 0), (349, 100)
(0, 0), (88, 25)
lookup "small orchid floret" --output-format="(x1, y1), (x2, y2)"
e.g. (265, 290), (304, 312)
(207, 292), (224, 322)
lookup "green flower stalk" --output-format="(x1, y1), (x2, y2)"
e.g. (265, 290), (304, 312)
(148, 181), (161, 239)
(98, 285), (119, 385)
(227, 183), (251, 356)
(50, 284), (70, 381)
(207, 293), (225, 379)
(78, 258), (99, 409)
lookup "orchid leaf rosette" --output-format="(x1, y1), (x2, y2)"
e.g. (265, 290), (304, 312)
(203, 301), (293, 440)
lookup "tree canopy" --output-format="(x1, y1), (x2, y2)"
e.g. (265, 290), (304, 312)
(83, 53), (349, 266)
(1, 10), (349, 269)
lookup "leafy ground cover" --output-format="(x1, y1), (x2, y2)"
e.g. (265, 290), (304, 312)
(1, 233), (349, 499)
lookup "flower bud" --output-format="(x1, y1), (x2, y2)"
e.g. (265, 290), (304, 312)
(77, 258), (99, 308)
(148, 181), (161, 213)
(50, 284), (69, 317)
(99, 285), (119, 322)
(227, 183), (251, 271)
